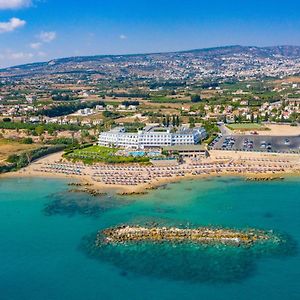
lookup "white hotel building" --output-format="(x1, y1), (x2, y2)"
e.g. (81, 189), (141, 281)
(98, 126), (207, 149)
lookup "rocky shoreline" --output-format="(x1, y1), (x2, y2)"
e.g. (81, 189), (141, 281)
(68, 182), (93, 187)
(68, 183), (108, 197)
(245, 176), (285, 182)
(96, 225), (280, 247)
(69, 188), (108, 197)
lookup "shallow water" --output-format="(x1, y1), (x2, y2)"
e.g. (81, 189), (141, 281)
(0, 177), (299, 300)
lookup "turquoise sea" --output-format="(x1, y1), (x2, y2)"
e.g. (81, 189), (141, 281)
(0, 177), (299, 300)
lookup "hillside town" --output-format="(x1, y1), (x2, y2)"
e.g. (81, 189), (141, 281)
(2, 46), (300, 81)
(0, 46), (299, 185)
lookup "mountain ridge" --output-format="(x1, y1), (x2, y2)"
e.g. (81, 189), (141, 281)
(2, 45), (300, 79)
(3, 45), (300, 70)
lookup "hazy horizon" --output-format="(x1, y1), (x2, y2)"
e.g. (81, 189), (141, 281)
(1, 0), (300, 67)
(3, 44), (300, 70)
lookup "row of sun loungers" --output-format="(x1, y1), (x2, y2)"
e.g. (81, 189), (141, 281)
(33, 159), (296, 187)
(36, 163), (86, 175)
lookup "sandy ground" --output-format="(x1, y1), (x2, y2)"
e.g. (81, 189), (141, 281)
(1, 150), (300, 195)
(1, 152), (135, 194)
(242, 124), (300, 136)
(0, 139), (42, 164)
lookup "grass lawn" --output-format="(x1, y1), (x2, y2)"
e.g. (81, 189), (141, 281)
(66, 145), (149, 164)
(226, 123), (268, 131)
(75, 145), (118, 155)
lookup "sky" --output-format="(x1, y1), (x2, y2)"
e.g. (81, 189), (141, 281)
(1, 0), (300, 67)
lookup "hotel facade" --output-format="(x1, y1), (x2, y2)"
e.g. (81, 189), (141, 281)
(98, 126), (207, 149)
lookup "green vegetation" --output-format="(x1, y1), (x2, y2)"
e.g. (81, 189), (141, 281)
(149, 96), (189, 103)
(204, 134), (219, 145)
(0, 138), (40, 164)
(121, 101), (140, 106)
(39, 100), (105, 117)
(226, 123), (266, 131)
(149, 80), (186, 90)
(191, 94), (202, 103)
(202, 121), (220, 136)
(65, 145), (150, 164)
(2, 118), (12, 122)
(124, 122), (146, 133)
(46, 137), (79, 146)
(1, 145), (66, 174)
(0, 121), (86, 132)
(102, 111), (122, 119)
(288, 94), (300, 98)
(106, 92), (149, 99)
(21, 137), (34, 144)
(51, 93), (73, 101)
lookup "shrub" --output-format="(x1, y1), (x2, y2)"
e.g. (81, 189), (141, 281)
(21, 137), (33, 144)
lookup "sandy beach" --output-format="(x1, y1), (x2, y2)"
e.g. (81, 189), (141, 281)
(1, 149), (300, 195)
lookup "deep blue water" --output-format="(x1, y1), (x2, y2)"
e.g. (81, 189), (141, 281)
(0, 177), (299, 300)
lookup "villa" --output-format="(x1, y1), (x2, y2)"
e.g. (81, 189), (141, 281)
(98, 125), (207, 149)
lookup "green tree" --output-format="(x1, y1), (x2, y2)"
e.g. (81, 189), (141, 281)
(35, 125), (44, 136)
(264, 112), (269, 122)
(47, 128), (55, 136)
(189, 117), (195, 128)
(166, 115), (170, 127)
(176, 116), (180, 127)
(191, 94), (201, 103)
(172, 115), (176, 127)
(21, 137), (33, 144)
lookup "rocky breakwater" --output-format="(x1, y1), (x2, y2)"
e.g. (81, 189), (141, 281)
(96, 226), (280, 247)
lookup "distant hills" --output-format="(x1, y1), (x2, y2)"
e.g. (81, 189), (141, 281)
(1, 45), (300, 80)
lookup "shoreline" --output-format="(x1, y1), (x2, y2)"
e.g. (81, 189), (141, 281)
(1, 150), (300, 196)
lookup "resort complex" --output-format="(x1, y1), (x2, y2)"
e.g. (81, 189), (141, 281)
(98, 126), (207, 149)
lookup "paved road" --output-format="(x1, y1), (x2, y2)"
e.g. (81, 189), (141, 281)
(218, 123), (232, 136)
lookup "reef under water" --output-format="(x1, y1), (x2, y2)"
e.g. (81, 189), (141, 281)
(43, 190), (133, 218)
(80, 224), (297, 284)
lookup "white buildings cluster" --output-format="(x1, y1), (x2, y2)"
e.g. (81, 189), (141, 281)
(98, 126), (207, 149)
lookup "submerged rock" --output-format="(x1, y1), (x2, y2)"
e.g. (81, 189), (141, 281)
(80, 226), (297, 284)
(96, 225), (281, 247)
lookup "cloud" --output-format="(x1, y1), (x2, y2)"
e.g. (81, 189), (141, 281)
(0, 50), (33, 60)
(0, 0), (31, 9)
(29, 31), (56, 53)
(9, 52), (33, 60)
(38, 31), (57, 43)
(0, 17), (26, 33)
(37, 51), (47, 57)
(119, 34), (127, 40)
(30, 42), (42, 49)
(0, 50), (35, 68)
